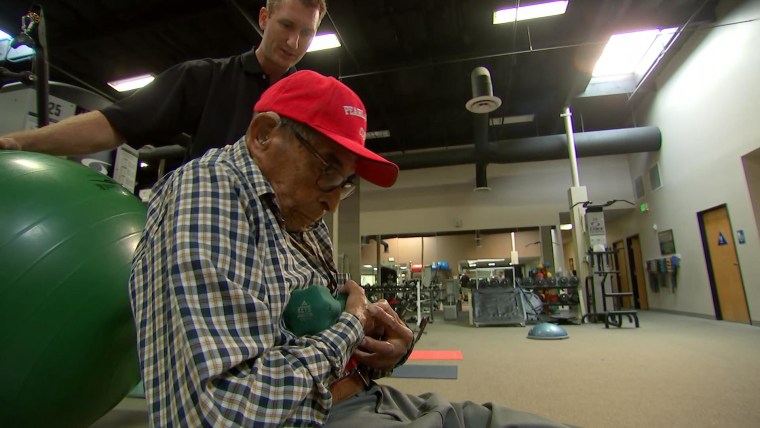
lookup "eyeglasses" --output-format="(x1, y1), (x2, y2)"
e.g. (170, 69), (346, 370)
(281, 118), (357, 200)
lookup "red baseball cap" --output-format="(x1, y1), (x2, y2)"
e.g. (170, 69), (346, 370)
(254, 70), (398, 188)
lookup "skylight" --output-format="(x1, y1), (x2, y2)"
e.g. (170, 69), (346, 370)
(493, 1), (569, 24)
(592, 28), (677, 77)
(107, 74), (155, 92)
(307, 33), (341, 52)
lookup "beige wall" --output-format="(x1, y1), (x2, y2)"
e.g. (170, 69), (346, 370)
(606, 0), (760, 318)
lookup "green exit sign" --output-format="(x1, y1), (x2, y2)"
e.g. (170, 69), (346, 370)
(640, 202), (649, 213)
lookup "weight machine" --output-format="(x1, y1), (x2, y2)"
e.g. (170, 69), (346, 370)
(574, 199), (639, 328)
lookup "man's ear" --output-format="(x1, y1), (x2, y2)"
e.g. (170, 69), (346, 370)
(246, 112), (280, 152)
(258, 7), (269, 30)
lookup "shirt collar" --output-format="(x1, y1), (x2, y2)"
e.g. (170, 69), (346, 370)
(230, 136), (274, 200)
(241, 48), (297, 78)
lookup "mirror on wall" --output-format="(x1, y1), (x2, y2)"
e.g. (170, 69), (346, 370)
(360, 227), (570, 287)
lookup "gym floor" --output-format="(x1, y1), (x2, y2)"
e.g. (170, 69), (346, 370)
(91, 310), (760, 427)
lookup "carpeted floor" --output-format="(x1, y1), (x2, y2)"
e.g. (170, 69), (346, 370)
(91, 311), (760, 427)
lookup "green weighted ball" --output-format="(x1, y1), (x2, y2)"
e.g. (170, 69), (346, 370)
(284, 285), (347, 336)
(0, 151), (146, 428)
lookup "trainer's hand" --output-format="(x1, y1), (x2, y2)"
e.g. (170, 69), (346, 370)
(342, 280), (376, 334)
(352, 299), (414, 371)
(0, 137), (22, 150)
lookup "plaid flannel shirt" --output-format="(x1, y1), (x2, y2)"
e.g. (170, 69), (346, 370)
(129, 138), (363, 427)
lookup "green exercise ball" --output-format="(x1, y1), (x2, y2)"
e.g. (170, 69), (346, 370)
(0, 151), (146, 428)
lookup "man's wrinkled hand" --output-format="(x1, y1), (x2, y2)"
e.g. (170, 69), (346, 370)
(342, 280), (376, 334)
(352, 299), (414, 371)
(0, 137), (22, 150)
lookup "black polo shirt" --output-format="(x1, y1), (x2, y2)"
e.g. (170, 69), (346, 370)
(102, 49), (294, 162)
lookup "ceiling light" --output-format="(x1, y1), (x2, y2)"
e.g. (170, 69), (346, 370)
(307, 33), (341, 52)
(489, 114), (535, 126)
(560, 223), (573, 230)
(108, 74), (155, 92)
(592, 28), (677, 77)
(493, 1), (569, 24)
(366, 130), (391, 139)
(1, 28), (36, 61)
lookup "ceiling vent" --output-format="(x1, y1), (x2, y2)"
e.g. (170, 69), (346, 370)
(465, 67), (502, 114)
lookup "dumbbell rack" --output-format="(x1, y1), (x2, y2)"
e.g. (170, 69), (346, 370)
(519, 276), (582, 323)
(363, 284), (431, 327)
(583, 248), (639, 328)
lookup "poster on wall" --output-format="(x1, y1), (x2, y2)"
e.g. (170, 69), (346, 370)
(658, 229), (676, 255)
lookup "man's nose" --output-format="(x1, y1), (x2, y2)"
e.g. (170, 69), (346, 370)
(286, 32), (300, 49)
(323, 188), (342, 213)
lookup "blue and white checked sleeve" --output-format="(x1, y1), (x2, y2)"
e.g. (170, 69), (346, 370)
(131, 156), (364, 427)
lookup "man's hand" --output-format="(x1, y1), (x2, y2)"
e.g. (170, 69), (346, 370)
(342, 280), (376, 334)
(0, 137), (22, 150)
(352, 299), (414, 371)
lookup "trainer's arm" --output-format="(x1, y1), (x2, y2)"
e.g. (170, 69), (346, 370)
(0, 111), (124, 155)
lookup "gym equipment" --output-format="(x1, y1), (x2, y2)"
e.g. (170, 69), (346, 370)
(408, 350), (463, 360)
(584, 247), (639, 328)
(283, 285), (347, 336)
(0, 151), (147, 427)
(391, 364), (458, 379)
(526, 322), (569, 340)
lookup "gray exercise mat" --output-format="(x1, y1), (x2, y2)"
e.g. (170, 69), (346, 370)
(391, 364), (458, 379)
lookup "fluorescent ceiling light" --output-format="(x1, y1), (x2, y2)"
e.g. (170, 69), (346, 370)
(489, 114), (535, 126)
(1, 28), (36, 61)
(108, 74), (155, 92)
(307, 33), (341, 52)
(592, 27), (677, 77)
(493, 1), (569, 24)
(559, 223), (573, 230)
(366, 130), (391, 139)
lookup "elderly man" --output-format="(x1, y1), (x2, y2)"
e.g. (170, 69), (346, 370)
(130, 70), (568, 427)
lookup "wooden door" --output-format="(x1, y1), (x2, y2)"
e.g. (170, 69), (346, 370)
(629, 236), (648, 309)
(700, 205), (750, 323)
(613, 240), (633, 308)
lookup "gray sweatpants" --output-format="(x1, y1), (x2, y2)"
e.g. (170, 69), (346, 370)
(324, 383), (572, 428)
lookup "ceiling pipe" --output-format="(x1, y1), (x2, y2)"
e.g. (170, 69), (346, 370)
(474, 112), (490, 191)
(466, 67), (501, 191)
(561, 107), (581, 187)
(384, 126), (661, 170)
